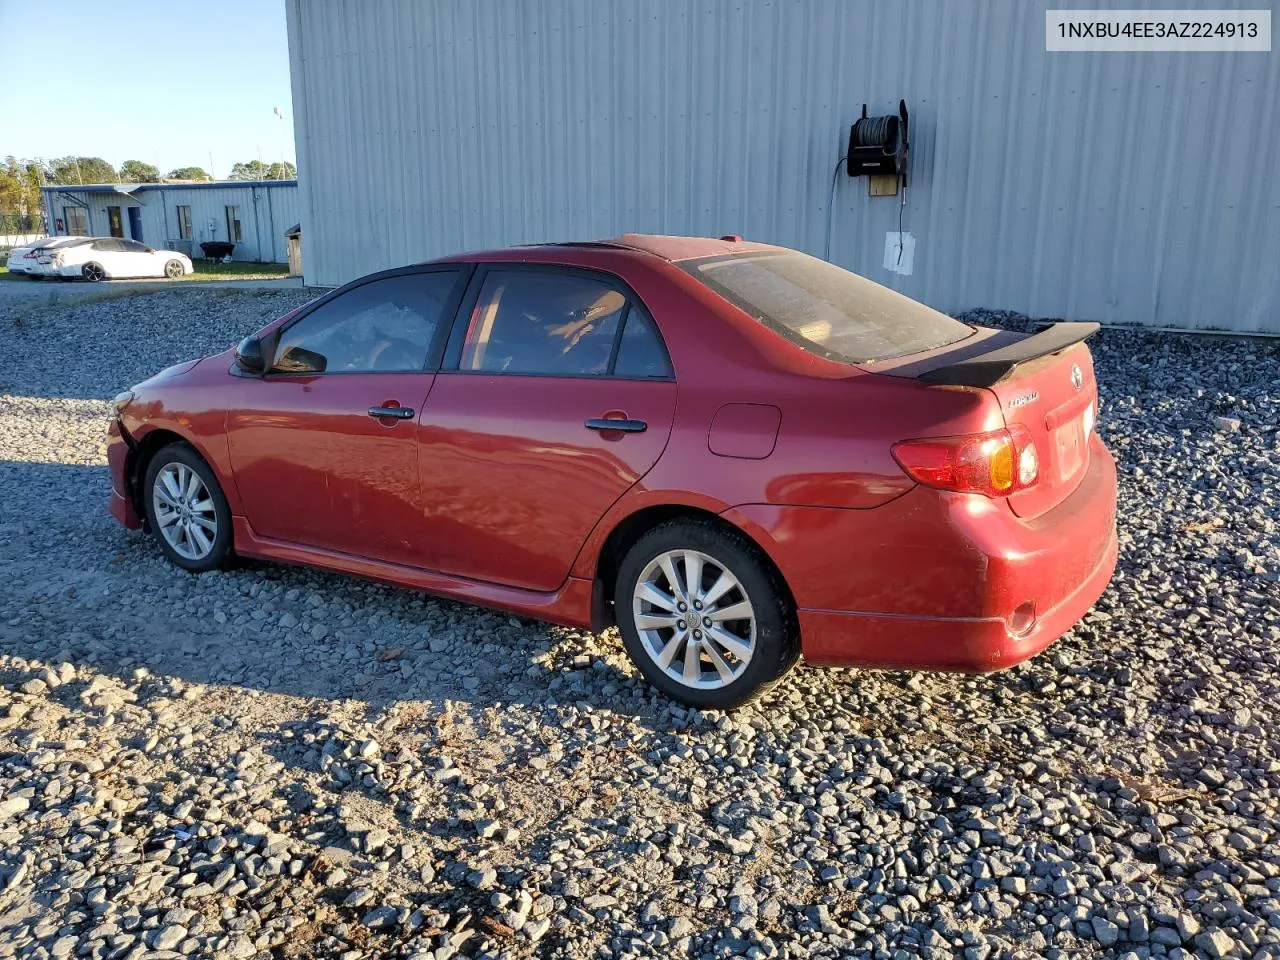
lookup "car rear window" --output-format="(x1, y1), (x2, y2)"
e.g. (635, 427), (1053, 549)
(681, 250), (972, 363)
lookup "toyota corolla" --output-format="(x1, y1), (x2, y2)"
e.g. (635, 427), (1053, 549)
(107, 235), (1118, 708)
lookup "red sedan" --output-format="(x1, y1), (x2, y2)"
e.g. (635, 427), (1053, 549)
(107, 235), (1117, 708)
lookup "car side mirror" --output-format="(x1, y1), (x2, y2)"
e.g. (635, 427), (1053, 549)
(235, 336), (266, 375)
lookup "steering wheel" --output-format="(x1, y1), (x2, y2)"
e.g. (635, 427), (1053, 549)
(368, 337), (422, 371)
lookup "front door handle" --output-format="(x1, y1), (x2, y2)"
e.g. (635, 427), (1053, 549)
(368, 406), (415, 420)
(585, 417), (647, 433)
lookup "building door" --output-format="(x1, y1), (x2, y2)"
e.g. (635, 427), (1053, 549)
(127, 207), (143, 242)
(107, 206), (124, 238)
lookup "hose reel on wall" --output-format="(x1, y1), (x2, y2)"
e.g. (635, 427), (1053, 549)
(846, 100), (909, 192)
(824, 99), (912, 272)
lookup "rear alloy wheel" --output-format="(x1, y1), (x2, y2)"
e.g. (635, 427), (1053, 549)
(614, 520), (799, 709)
(142, 444), (233, 573)
(164, 259), (184, 279)
(82, 261), (106, 282)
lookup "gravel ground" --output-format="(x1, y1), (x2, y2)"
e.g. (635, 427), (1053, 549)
(0, 288), (1278, 960)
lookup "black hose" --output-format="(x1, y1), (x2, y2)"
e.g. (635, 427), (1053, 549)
(852, 115), (895, 150)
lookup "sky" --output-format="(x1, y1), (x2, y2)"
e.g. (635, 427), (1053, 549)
(0, 0), (295, 178)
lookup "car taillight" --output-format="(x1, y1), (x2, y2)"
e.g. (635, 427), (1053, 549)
(892, 426), (1039, 497)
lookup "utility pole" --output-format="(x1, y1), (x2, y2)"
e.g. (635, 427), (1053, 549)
(274, 107), (288, 178)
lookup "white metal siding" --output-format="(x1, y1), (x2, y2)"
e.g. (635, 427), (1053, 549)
(287, 0), (1280, 332)
(42, 185), (299, 263)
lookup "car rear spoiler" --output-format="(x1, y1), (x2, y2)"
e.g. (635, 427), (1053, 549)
(917, 322), (1100, 388)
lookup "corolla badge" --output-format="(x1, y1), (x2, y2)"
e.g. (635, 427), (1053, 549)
(1071, 364), (1083, 391)
(1007, 392), (1039, 409)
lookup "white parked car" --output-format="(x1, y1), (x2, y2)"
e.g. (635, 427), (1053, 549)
(42, 238), (193, 281)
(6, 236), (88, 275)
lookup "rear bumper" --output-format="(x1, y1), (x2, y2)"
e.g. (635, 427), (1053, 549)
(728, 434), (1118, 671)
(107, 420), (141, 530)
(798, 526), (1117, 670)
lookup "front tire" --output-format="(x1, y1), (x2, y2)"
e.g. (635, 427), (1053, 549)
(614, 519), (799, 709)
(164, 259), (184, 279)
(142, 444), (233, 573)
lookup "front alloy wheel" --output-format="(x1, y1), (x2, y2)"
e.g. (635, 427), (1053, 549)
(153, 462), (218, 560)
(164, 260), (184, 279)
(142, 444), (233, 572)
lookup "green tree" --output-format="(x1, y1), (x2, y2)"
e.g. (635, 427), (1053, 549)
(0, 156), (47, 233)
(227, 160), (268, 180)
(228, 160), (296, 181)
(47, 156), (118, 185)
(166, 166), (211, 181)
(118, 160), (161, 183)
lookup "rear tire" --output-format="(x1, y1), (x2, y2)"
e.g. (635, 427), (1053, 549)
(142, 444), (233, 573)
(614, 519), (799, 709)
(82, 262), (105, 282)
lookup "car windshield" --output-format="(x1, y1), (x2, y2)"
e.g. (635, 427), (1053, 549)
(681, 250), (972, 363)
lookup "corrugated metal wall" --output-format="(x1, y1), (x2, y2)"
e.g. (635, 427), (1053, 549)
(42, 184), (300, 263)
(287, 0), (1280, 332)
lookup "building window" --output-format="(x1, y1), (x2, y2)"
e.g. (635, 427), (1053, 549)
(225, 205), (242, 243)
(107, 206), (124, 238)
(176, 205), (192, 240)
(64, 206), (88, 236)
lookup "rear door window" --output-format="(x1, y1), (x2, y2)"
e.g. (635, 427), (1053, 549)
(682, 250), (971, 362)
(459, 271), (626, 376)
(613, 309), (673, 379)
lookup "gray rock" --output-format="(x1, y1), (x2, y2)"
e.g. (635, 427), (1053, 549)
(1194, 929), (1237, 957)
(669, 916), (695, 938)
(150, 925), (187, 951)
(1092, 916), (1121, 947)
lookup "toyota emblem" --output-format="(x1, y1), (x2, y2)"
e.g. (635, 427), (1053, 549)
(1070, 364), (1083, 391)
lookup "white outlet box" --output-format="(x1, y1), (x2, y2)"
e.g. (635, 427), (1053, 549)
(883, 232), (915, 276)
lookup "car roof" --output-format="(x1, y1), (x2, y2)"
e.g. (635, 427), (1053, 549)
(596, 233), (783, 261)
(432, 234), (786, 267)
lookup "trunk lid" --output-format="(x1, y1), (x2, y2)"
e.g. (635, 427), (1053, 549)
(874, 323), (1100, 518)
(985, 342), (1097, 517)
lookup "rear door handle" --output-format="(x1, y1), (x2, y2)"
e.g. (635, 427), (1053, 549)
(585, 417), (647, 433)
(368, 406), (415, 420)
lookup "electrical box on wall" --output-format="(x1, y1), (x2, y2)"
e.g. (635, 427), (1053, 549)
(846, 100), (909, 191)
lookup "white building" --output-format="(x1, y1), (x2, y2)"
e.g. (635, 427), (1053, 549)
(42, 180), (299, 264)
(285, 0), (1280, 332)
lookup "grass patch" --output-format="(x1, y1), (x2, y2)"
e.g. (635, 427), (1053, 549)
(180, 260), (290, 282)
(0, 261), (290, 284)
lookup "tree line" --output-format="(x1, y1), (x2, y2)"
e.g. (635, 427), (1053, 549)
(0, 156), (298, 234)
